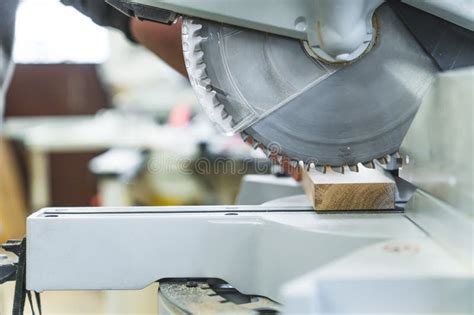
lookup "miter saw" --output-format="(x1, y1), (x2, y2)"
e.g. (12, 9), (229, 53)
(1, 0), (474, 314)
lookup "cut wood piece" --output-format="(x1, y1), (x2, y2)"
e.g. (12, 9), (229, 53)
(302, 166), (396, 211)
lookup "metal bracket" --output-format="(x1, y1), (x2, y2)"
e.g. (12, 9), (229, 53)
(159, 279), (281, 314)
(106, 0), (382, 63)
(106, 0), (177, 24)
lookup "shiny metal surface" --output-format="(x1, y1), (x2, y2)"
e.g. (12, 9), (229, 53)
(27, 206), (471, 314)
(27, 206), (424, 300)
(400, 67), (474, 217)
(235, 175), (304, 205)
(404, 189), (473, 268)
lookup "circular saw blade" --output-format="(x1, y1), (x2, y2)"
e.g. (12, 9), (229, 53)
(182, 4), (438, 168)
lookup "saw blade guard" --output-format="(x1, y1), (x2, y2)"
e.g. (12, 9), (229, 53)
(183, 20), (345, 135)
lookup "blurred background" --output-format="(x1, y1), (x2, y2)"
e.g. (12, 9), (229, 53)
(0, 0), (269, 313)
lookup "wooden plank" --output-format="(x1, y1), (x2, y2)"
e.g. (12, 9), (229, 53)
(302, 166), (396, 211)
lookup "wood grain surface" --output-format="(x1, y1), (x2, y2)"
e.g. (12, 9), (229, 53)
(302, 166), (396, 211)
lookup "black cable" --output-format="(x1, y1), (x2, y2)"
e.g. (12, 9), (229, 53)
(26, 291), (35, 315)
(12, 239), (27, 315)
(35, 292), (42, 315)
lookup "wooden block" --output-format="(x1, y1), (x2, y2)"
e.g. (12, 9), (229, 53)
(302, 166), (395, 211)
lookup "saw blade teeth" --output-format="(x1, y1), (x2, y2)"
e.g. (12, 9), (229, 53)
(303, 160), (316, 171)
(183, 18), (235, 133)
(252, 141), (261, 150)
(348, 164), (359, 172)
(272, 153), (283, 163)
(207, 90), (221, 107)
(331, 166), (345, 174)
(186, 20), (202, 33)
(208, 87), (218, 95)
(193, 43), (204, 53)
(211, 95), (221, 107)
(182, 42), (190, 53)
(389, 152), (404, 167)
(199, 77), (211, 88)
(289, 160), (299, 169)
(215, 103), (228, 118)
(222, 115), (234, 127)
(261, 146), (271, 157)
(182, 23), (189, 36)
(194, 50), (204, 59)
(195, 66), (207, 79)
(315, 165), (327, 174)
(183, 18), (242, 133)
(362, 161), (375, 169)
(221, 111), (229, 119)
(244, 135), (253, 145)
(206, 95), (221, 110)
(377, 157), (388, 165)
(391, 152), (402, 159)
(240, 132), (249, 142)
